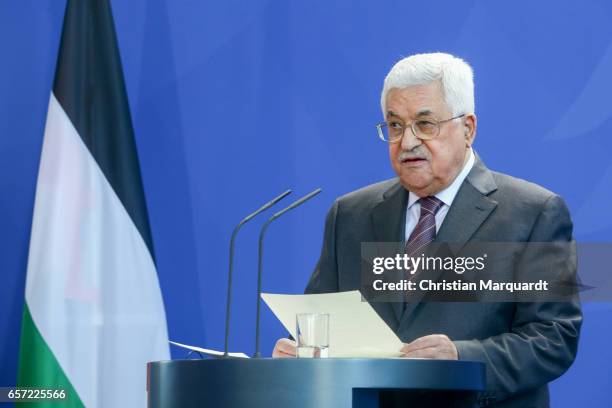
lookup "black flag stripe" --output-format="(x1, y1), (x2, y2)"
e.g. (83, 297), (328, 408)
(52, 0), (155, 261)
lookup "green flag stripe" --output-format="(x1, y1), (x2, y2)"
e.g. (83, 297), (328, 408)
(18, 303), (84, 407)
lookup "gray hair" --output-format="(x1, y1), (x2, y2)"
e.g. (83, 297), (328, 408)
(380, 52), (475, 117)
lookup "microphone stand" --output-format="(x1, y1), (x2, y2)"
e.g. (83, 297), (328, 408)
(223, 190), (292, 357)
(253, 188), (322, 358)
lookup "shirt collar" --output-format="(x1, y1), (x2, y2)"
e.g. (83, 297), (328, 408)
(407, 148), (475, 209)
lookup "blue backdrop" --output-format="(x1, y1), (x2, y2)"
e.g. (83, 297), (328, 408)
(1, 1), (611, 406)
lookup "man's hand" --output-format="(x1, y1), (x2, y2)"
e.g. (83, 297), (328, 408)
(400, 334), (458, 360)
(272, 338), (296, 358)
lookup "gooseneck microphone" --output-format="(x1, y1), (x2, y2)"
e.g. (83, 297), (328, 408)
(223, 189), (292, 357)
(253, 188), (322, 358)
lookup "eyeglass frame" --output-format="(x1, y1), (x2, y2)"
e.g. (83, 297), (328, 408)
(376, 113), (466, 143)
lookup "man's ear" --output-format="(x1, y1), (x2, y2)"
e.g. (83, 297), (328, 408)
(464, 114), (477, 147)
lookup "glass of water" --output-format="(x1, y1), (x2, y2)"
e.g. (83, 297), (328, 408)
(296, 313), (329, 358)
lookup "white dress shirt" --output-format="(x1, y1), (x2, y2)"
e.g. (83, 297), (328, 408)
(404, 149), (475, 241)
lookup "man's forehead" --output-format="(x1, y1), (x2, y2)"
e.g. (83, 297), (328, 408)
(386, 84), (447, 118)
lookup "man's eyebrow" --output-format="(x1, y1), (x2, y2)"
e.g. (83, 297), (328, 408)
(415, 109), (434, 117)
(386, 109), (435, 119)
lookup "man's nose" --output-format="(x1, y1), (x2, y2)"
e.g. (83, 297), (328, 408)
(400, 126), (422, 151)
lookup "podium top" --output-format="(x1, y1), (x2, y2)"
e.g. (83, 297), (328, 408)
(148, 358), (485, 408)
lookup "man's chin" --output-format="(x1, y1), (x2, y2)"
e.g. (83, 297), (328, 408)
(398, 178), (434, 196)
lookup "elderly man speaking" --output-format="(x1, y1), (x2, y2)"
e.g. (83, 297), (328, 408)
(273, 53), (581, 408)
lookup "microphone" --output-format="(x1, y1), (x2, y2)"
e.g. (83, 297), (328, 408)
(223, 189), (292, 357)
(253, 188), (322, 358)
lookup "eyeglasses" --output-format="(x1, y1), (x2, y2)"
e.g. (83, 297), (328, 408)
(376, 114), (465, 143)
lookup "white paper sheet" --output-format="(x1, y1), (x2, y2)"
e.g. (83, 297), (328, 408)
(262, 290), (404, 358)
(169, 340), (249, 358)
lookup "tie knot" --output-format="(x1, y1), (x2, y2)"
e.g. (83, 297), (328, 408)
(419, 196), (444, 215)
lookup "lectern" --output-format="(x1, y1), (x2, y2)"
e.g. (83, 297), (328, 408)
(147, 358), (485, 407)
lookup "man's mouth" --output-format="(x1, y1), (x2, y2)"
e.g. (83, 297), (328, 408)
(401, 157), (426, 164)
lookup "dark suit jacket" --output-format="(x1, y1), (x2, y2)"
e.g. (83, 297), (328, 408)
(305, 156), (582, 408)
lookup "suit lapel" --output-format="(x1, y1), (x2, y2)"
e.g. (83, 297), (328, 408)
(370, 181), (408, 326)
(435, 186), (497, 247)
(371, 181), (407, 243)
(399, 155), (498, 331)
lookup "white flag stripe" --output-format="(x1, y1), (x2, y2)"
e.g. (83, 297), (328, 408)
(25, 93), (169, 407)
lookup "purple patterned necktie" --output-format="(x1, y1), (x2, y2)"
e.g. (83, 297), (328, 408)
(405, 196), (444, 258)
(403, 196), (444, 305)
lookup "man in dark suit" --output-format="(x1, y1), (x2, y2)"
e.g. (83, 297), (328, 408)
(272, 53), (581, 407)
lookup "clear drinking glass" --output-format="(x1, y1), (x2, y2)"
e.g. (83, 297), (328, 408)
(296, 313), (329, 358)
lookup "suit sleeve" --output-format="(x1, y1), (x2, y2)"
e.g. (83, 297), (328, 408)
(305, 200), (340, 294)
(454, 194), (582, 403)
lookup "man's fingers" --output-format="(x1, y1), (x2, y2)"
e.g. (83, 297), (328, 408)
(402, 346), (439, 359)
(272, 338), (296, 358)
(278, 339), (296, 353)
(273, 349), (295, 358)
(400, 334), (458, 359)
(278, 344), (296, 355)
(401, 334), (448, 353)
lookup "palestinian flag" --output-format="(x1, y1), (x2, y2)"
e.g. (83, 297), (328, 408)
(17, 0), (170, 406)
